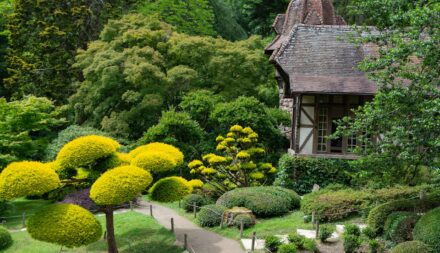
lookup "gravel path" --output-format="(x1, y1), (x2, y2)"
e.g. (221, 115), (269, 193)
(136, 200), (245, 253)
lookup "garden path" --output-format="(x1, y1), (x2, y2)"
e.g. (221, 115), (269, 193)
(136, 200), (245, 253)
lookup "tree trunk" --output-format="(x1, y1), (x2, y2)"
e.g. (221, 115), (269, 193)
(105, 207), (118, 253)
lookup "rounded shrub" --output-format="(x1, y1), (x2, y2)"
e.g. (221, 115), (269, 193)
(188, 179), (204, 189)
(343, 234), (361, 253)
(27, 204), (102, 248)
(362, 226), (376, 239)
(344, 224), (361, 236)
(197, 204), (227, 227)
(278, 243), (298, 253)
(233, 214), (254, 228)
(182, 194), (208, 212)
(288, 232), (305, 248)
(56, 135), (120, 169)
(265, 235), (282, 252)
(390, 241), (431, 253)
(0, 161), (60, 199)
(149, 176), (192, 202)
(413, 207), (440, 252)
(129, 143), (184, 166)
(0, 226), (12, 250)
(386, 213), (419, 243)
(90, 166), (153, 205)
(131, 151), (176, 172)
(319, 225), (335, 242)
(303, 238), (318, 252)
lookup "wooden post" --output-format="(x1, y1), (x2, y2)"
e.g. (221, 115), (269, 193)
(219, 213), (224, 229)
(171, 218), (174, 233)
(193, 203), (197, 218)
(312, 211), (315, 229)
(22, 212), (26, 228)
(103, 231), (107, 240)
(239, 220), (244, 239)
(178, 200), (181, 208)
(251, 231), (256, 251)
(129, 201), (133, 211)
(315, 218), (320, 239)
(150, 205), (153, 217)
(184, 234), (188, 250)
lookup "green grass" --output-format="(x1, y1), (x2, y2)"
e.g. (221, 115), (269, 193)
(1, 198), (54, 229)
(3, 211), (182, 253)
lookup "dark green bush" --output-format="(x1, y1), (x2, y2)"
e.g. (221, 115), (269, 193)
(368, 239), (384, 253)
(182, 194), (209, 212)
(265, 235), (282, 252)
(197, 204), (227, 227)
(386, 213), (419, 243)
(0, 226), (12, 250)
(413, 207), (440, 252)
(303, 238), (318, 253)
(344, 224), (361, 237)
(216, 186), (300, 217)
(233, 214), (254, 228)
(319, 225), (334, 242)
(278, 243), (297, 253)
(363, 226), (376, 239)
(390, 241), (431, 253)
(275, 155), (353, 194)
(287, 232), (305, 248)
(343, 234), (361, 253)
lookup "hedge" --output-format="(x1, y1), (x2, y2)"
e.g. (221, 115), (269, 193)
(149, 176), (192, 202)
(0, 226), (12, 250)
(216, 186), (300, 217)
(413, 207), (440, 252)
(390, 241), (431, 253)
(182, 194), (210, 212)
(274, 155), (353, 194)
(384, 212), (419, 243)
(197, 204), (227, 227)
(27, 204), (102, 248)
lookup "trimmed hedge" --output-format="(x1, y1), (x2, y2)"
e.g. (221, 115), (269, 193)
(131, 152), (176, 172)
(0, 226), (12, 250)
(275, 155), (353, 194)
(385, 212), (419, 243)
(413, 207), (440, 252)
(182, 194), (209, 212)
(149, 176), (192, 202)
(216, 186), (300, 217)
(197, 204), (227, 227)
(390, 241), (431, 253)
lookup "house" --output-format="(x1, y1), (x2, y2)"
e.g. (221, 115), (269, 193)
(266, 0), (377, 159)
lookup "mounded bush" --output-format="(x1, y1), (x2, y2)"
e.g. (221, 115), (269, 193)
(413, 207), (440, 252)
(90, 166), (153, 205)
(0, 226), (12, 250)
(278, 243), (297, 253)
(265, 235), (282, 252)
(188, 179), (204, 189)
(343, 234), (361, 253)
(384, 212), (419, 243)
(56, 135), (120, 169)
(197, 204), (227, 227)
(182, 194), (208, 212)
(129, 143), (184, 166)
(149, 176), (192, 202)
(233, 214), (254, 228)
(216, 186), (300, 217)
(319, 225), (334, 242)
(344, 224), (361, 236)
(27, 204), (102, 248)
(303, 238), (318, 253)
(0, 161), (60, 199)
(390, 241), (431, 253)
(288, 232), (305, 248)
(131, 151), (176, 172)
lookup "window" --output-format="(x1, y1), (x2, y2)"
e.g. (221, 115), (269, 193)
(317, 108), (328, 152)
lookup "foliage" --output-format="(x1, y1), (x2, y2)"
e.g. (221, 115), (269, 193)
(387, 213), (419, 244)
(60, 188), (97, 211)
(413, 207), (440, 252)
(233, 213), (254, 228)
(189, 125), (278, 194)
(265, 235), (282, 252)
(319, 225), (335, 242)
(368, 239), (384, 253)
(0, 0), (12, 98)
(131, 152), (176, 173)
(275, 155), (353, 194)
(179, 90), (224, 128)
(149, 176), (192, 202)
(363, 227), (376, 240)
(343, 234), (361, 253)
(129, 142), (184, 166)
(90, 166), (153, 206)
(182, 194), (209, 212)
(344, 224), (361, 237)
(197, 204), (227, 227)
(335, 0), (440, 186)
(27, 204), (102, 248)
(209, 0), (247, 41)
(287, 232), (305, 248)
(390, 241), (431, 253)
(0, 226), (12, 250)
(188, 179), (204, 189)
(303, 238), (318, 253)
(0, 161), (60, 199)
(278, 243), (298, 253)
(216, 186), (300, 217)
(0, 96), (65, 169)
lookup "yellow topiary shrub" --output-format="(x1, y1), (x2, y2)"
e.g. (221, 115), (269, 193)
(0, 161), (61, 200)
(27, 204), (102, 248)
(131, 151), (176, 172)
(129, 143), (184, 166)
(188, 179), (204, 189)
(56, 135), (120, 169)
(149, 176), (192, 202)
(90, 166), (153, 205)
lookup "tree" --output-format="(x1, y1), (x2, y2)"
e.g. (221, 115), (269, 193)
(209, 0), (248, 41)
(179, 90), (225, 128)
(0, 0), (12, 98)
(335, 0), (440, 185)
(0, 96), (65, 170)
(0, 136), (192, 253)
(189, 125), (277, 194)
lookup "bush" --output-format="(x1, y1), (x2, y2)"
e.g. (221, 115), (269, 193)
(413, 207), (440, 252)
(265, 235), (282, 252)
(369, 239), (384, 253)
(319, 225), (334, 242)
(0, 226), (12, 250)
(90, 166), (152, 205)
(278, 243), (297, 253)
(129, 143), (184, 166)
(188, 179), (204, 189)
(216, 186), (300, 217)
(287, 232), (305, 248)
(27, 204), (102, 248)
(0, 161), (60, 200)
(275, 155), (353, 195)
(182, 194), (208, 212)
(390, 241), (431, 253)
(385, 212), (419, 243)
(197, 204), (227, 227)
(149, 176), (192, 203)
(131, 152), (176, 172)
(343, 234), (361, 253)
(362, 226), (376, 239)
(233, 214), (254, 228)
(303, 238), (318, 253)
(344, 224), (361, 237)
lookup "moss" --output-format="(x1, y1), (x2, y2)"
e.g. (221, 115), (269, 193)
(149, 176), (192, 202)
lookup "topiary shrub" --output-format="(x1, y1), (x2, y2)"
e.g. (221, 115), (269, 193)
(197, 204), (227, 227)
(216, 186), (300, 217)
(390, 241), (431, 253)
(188, 179), (204, 189)
(90, 166), (153, 205)
(303, 238), (318, 253)
(287, 232), (305, 248)
(0, 161), (60, 199)
(265, 235), (282, 252)
(149, 176), (192, 202)
(413, 207), (440, 252)
(344, 224), (361, 237)
(362, 226), (376, 239)
(129, 143), (184, 166)
(27, 204), (102, 248)
(319, 225), (335, 242)
(233, 214), (254, 228)
(278, 243), (298, 253)
(56, 135), (120, 169)
(131, 152), (176, 172)
(385, 212), (419, 243)
(343, 234), (361, 253)
(0, 226), (12, 250)
(182, 194), (208, 212)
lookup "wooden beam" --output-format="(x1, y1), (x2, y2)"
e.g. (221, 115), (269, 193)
(299, 129), (314, 153)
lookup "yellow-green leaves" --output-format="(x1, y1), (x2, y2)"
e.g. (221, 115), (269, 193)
(0, 161), (60, 200)
(131, 152), (176, 172)
(129, 142), (184, 166)
(149, 176), (192, 202)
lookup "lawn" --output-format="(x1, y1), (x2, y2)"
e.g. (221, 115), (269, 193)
(3, 211), (182, 253)
(1, 198), (54, 230)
